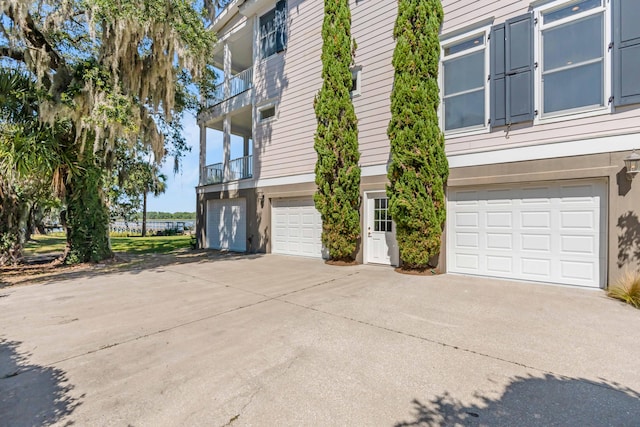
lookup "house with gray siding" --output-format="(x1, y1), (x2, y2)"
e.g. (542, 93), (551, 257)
(196, 0), (640, 289)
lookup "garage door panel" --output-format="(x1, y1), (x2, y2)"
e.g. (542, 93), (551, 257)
(560, 211), (595, 229)
(455, 253), (479, 270)
(521, 211), (551, 229)
(487, 255), (513, 273)
(521, 258), (551, 277)
(561, 235), (595, 255)
(521, 234), (551, 251)
(561, 260), (595, 282)
(486, 233), (512, 250)
(487, 211), (512, 228)
(560, 184), (595, 201)
(456, 212), (479, 227)
(272, 198), (323, 258)
(207, 199), (246, 252)
(456, 232), (479, 248)
(447, 179), (606, 288)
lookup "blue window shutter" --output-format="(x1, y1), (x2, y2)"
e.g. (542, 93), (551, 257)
(505, 13), (534, 124)
(614, 0), (640, 106)
(491, 24), (506, 127)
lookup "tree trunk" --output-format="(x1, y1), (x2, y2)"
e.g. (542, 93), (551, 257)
(63, 147), (112, 264)
(142, 191), (148, 237)
(0, 179), (22, 266)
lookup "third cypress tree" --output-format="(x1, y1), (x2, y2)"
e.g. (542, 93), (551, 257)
(387, 0), (449, 270)
(314, 0), (360, 262)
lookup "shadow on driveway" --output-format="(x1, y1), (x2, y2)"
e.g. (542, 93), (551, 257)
(395, 374), (640, 426)
(0, 339), (82, 426)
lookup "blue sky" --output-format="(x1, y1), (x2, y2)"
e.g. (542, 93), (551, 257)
(147, 113), (216, 213)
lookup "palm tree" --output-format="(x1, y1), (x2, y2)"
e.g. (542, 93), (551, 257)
(0, 70), (68, 265)
(141, 165), (167, 237)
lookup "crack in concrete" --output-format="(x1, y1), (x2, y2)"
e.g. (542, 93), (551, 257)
(277, 298), (636, 398)
(221, 387), (262, 427)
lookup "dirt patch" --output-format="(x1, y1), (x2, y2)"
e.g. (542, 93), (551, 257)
(0, 250), (263, 288)
(394, 266), (440, 276)
(325, 259), (359, 267)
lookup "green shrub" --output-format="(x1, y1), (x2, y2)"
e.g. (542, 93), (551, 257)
(387, 0), (448, 269)
(608, 271), (640, 309)
(314, 0), (361, 261)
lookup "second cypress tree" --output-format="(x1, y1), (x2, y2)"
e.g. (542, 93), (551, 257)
(314, 0), (360, 262)
(387, 0), (449, 270)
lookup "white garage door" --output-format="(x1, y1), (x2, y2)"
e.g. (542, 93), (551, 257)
(447, 180), (607, 288)
(272, 198), (323, 258)
(207, 198), (246, 252)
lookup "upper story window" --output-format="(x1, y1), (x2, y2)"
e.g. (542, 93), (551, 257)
(441, 32), (489, 133)
(260, 0), (288, 60)
(350, 66), (362, 97)
(539, 0), (606, 116)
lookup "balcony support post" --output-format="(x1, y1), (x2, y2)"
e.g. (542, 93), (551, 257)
(223, 114), (231, 181)
(223, 42), (231, 99)
(243, 135), (249, 158)
(199, 123), (207, 185)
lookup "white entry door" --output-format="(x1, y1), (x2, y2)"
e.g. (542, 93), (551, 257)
(365, 193), (398, 266)
(207, 198), (246, 252)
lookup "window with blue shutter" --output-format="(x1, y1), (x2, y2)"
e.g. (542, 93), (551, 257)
(442, 32), (488, 132)
(490, 13), (534, 127)
(613, 0), (640, 106)
(260, 0), (288, 60)
(538, 0), (605, 116)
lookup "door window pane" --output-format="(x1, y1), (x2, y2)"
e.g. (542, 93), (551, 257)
(373, 198), (392, 232)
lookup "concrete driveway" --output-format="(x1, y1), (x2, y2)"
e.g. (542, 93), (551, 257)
(1, 253), (639, 426)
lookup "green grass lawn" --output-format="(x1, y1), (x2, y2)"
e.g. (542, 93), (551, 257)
(24, 234), (192, 256)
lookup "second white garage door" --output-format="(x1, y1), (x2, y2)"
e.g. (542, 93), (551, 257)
(207, 198), (246, 252)
(272, 198), (323, 258)
(447, 179), (607, 288)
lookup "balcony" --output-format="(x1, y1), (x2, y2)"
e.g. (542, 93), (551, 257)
(203, 155), (253, 185)
(205, 67), (253, 108)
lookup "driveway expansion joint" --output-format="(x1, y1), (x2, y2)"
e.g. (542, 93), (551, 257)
(276, 298), (637, 398)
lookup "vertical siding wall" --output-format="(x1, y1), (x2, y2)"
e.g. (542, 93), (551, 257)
(442, 0), (640, 156)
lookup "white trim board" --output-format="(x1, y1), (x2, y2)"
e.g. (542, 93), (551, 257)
(197, 164), (389, 194)
(197, 132), (640, 194)
(448, 132), (640, 168)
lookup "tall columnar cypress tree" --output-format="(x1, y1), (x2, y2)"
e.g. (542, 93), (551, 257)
(387, 0), (449, 269)
(314, 0), (360, 262)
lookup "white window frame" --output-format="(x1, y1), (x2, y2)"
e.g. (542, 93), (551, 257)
(350, 66), (362, 98)
(258, 1), (288, 61)
(534, 0), (612, 124)
(257, 102), (278, 123)
(440, 25), (491, 138)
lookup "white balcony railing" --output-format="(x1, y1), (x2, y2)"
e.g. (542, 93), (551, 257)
(205, 67), (253, 108)
(203, 155), (252, 185)
(204, 162), (224, 184)
(229, 155), (253, 181)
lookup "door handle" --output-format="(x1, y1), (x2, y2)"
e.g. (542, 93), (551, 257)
(367, 226), (371, 237)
